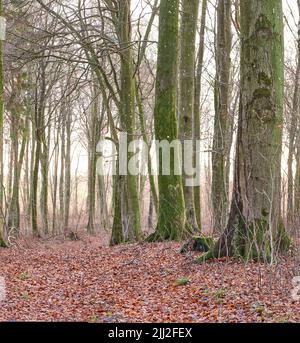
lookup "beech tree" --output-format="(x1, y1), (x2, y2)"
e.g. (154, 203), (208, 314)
(148, 0), (187, 241)
(289, 0), (300, 224)
(0, 0), (5, 246)
(211, 0), (232, 233)
(200, 0), (291, 262)
(179, 0), (200, 233)
(193, 0), (207, 230)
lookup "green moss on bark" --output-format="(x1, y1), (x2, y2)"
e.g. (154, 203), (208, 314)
(196, 0), (291, 264)
(181, 235), (215, 253)
(148, 0), (188, 241)
(196, 216), (291, 264)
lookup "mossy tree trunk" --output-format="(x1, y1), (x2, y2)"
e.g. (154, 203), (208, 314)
(193, 0), (207, 230)
(201, 0), (290, 263)
(211, 0), (232, 234)
(110, 159), (124, 245)
(111, 0), (142, 243)
(179, 0), (200, 233)
(149, 0), (187, 241)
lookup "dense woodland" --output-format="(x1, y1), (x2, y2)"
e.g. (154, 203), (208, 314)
(0, 0), (300, 323)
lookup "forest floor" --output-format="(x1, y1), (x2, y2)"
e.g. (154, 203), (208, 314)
(0, 232), (300, 323)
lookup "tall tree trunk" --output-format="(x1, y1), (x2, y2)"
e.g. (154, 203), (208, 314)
(23, 107), (31, 229)
(115, 0), (142, 242)
(201, 0), (290, 263)
(193, 0), (207, 231)
(148, 0), (187, 241)
(40, 110), (49, 234)
(211, 0), (232, 233)
(0, 0), (5, 247)
(31, 125), (41, 236)
(179, 0), (200, 233)
(59, 100), (66, 232)
(7, 110), (19, 234)
(135, 81), (158, 214)
(87, 84), (98, 234)
(29, 110), (36, 228)
(52, 117), (60, 234)
(64, 105), (71, 230)
(97, 100), (109, 231)
(289, 0), (300, 226)
(7, 108), (27, 234)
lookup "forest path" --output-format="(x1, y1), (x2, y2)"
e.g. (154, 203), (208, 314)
(0, 236), (299, 322)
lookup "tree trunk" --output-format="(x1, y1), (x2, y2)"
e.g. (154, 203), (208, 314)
(7, 107), (27, 234)
(40, 109), (49, 235)
(117, 0), (142, 242)
(179, 0), (200, 233)
(148, 0), (187, 241)
(111, 159), (124, 245)
(200, 0), (290, 263)
(193, 0), (207, 231)
(59, 99), (66, 232)
(64, 105), (71, 230)
(52, 117), (60, 234)
(0, 0), (5, 247)
(289, 0), (300, 227)
(211, 0), (232, 233)
(87, 84), (98, 234)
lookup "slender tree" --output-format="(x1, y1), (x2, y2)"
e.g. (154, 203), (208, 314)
(194, 0), (208, 230)
(7, 73), (28, 234)
(179, 0), (200, 232)
(87, 83), (98, 234)
(289, 0), (300, 224)
(211, 0), (232, 233)
(0, 0), (5, 247)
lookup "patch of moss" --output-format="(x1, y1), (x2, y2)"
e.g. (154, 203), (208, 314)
(180, 235), (215, 253)
(214, 288), (228, 300)
(255, 14), (272, 32)
(276, 219), (292, 252)
(174, 277), (189, 286)
(195, 249), (215, 264)
(258, 72), (272, 86)
(253, 88), (271, 99)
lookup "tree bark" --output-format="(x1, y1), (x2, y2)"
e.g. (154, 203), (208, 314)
(148, 0), (187, 241)
(0, 0), (5, 247)
(200, 0), (290, 263)
(211, 0), (232, 233)
(290, 0), (300, 226)
(87, 83), (98, 234)
(179, 0), (200, 233)
(193, 0), (207, 231)
(114, 0), (142, 242)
